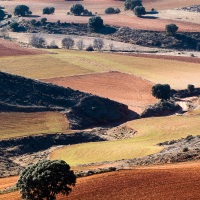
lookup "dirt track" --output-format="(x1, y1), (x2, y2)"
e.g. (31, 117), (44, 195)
(43, 71), (157, 113)
(1, 162), (200, 200)
(0, 39), (44, 57)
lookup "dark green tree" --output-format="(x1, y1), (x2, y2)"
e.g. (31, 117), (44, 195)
(134, 6), (146, 17)
(17, 160), (76, 200)
(43, 7), (55, 14)
(70, 4), (84, 16)
(9, 22), (20, 32)
(124, 0), (143, 11)
(187, 84), (195, 94)
(152, 84), (171, 100)
(14, 5), (31, 16)
(165, 24), (178, 35)
(88, 16), (104, 31)
(0, 9), (5, 20)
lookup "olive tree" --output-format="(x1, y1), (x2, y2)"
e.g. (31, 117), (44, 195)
(17, 160), (76, 200)
(152, 84), (171, 100)
(14, 5), (32, 16)
(62, 37), (74, 49)
(43, 7), (55, 14)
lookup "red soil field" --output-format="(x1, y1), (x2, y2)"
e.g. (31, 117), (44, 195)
(43, 71), (157, 113)
(0, 39), (45, 57)
(123, 53), (200, 64)
(1, 162), (200, 200)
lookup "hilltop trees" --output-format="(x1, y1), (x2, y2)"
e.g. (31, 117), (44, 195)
(152, 84), (171, 100)
(88, 16), (104, 31)
(17, 160), (76, 200)
(14, 5), (32, 16)
(124, 0), (143, 11)
(165, 24), (179, 35)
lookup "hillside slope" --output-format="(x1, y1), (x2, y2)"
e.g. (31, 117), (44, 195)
(0, 72), (137, 129)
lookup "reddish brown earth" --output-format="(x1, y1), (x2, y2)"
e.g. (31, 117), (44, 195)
(2, 162), (200, 200)
(0, 39), (45, 57)
(123, 53), (200, 64)
(43, 71), (157, 113)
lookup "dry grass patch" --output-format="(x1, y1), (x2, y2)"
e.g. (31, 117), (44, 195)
(50, 113), (200, 166)
(0, 112), (70, 139)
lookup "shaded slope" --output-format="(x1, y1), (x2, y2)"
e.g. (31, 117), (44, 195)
(0, 72), (137, 129)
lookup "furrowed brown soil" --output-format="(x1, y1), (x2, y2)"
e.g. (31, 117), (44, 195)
(43, 71), (157, 113)
(0, 39), (44, 57)
(1, 162), (200, 200)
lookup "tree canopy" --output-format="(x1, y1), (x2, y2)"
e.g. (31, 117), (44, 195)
(17, 160), (76, 200)
(134, 6), (146, 17)
(14, 5), (31, 16)
(152, 84), (171, 100)
(165, 24), (179, 35)
(124, 0), (143, 11)
(0, 9), (5, 20)
(88, 16), (104, 31)
(70, 4), (84, 16)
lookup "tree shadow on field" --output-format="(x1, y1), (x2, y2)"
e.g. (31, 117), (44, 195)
(97, 26), (117, 35)
(140, 15), (158, 19)
(25, 15), (41, 18)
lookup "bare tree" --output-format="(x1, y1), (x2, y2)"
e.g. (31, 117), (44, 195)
(0, 28), (9, 39)
(93, 38), (104, 51)
(76, 39), (85, 50)
(109, 43), (115, 51)
(29, 35), (47, 48)
(62, 37), (74, 49)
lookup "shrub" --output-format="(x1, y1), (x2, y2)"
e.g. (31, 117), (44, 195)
(76, 39), (85, 50)
(124, 0), (143, 11)
(88, 16), (104, 31)
(165, 24), (178, 35)
(183, 147), (189, 152)
(9, 22), (20, 32)
(30, 19), (37, 25)
(105, 7), (121, 14)
(134, 6), (146, 17)
(152, 84), (171, 100)
(0, 9), (5, 20)
(29, 35), (47, 48)
(48, 40), (59, 49)
(187, 84), (195, 94)
(14, 5), (31, 16)
(40, 17), (47, 24)
(17, 160), (76, 200)
(93, 38), (104, 51)
(70, 4), (84, 16)
(62, 37), (74, 49)
(43, 7), (55, 14)
(82, 9), (92, 16)
(86, 45), (94, 51)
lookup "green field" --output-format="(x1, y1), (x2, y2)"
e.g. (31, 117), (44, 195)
(0, 49), (200, 89)
(50, 112), (200, 166)
(0, 112), (70, 139)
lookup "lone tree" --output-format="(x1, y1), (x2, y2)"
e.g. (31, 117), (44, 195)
(124, 0), (143, 11)
(43, 7), (55, 14)
(88, 16), (104, 31)
(134, 6), (146, 17)
(0, 9), (5, 20)
(152, 84), (171, 100)
(70, 4), (84, 16)
(29, 35), (47, 48)
(76, 39), (85, 50)
(187, 84), (195, 94)
(62, 37), (74, 49)
(93, 38), (104, 51)
(17, 160), (76, 200)
(165, 24), (178, 35)
(14, 5), (31, 16)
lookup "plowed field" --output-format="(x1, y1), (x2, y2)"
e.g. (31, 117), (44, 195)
(44, 71), (157, 113)
(0, 39), (44, 57)
(1, 162), (200, 200)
